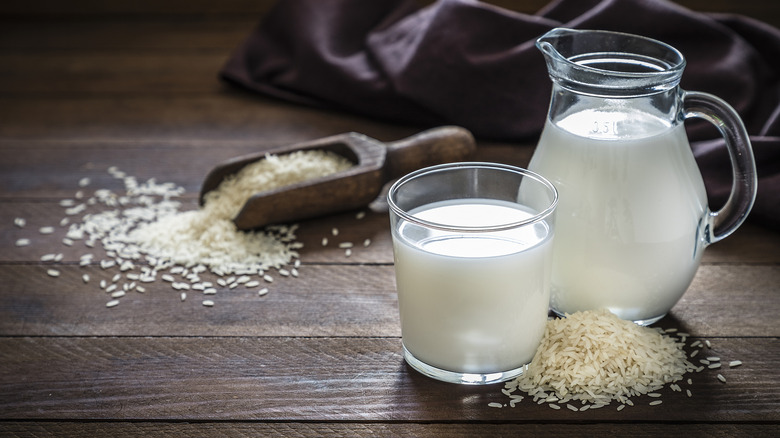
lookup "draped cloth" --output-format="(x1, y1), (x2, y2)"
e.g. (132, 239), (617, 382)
(220, 0), (780, 229)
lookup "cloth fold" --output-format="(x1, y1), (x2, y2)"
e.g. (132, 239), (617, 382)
(220, 0), (780, 229)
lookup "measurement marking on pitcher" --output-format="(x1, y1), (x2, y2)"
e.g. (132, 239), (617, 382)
(590, 120), (618, 136)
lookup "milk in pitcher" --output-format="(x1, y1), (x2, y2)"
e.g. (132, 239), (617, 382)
(529, 108), (709, 323)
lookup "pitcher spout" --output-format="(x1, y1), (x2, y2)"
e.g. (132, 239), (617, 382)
(535, 27), (579, 63)
(536, 27), (686, 97)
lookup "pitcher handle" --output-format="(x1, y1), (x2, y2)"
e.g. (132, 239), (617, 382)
(682, 91), (758, 244)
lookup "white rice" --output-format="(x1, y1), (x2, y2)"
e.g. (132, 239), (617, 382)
(128, 150), (350, 275)
(18, 150), (355, 307)
(501, 309), (696, 408)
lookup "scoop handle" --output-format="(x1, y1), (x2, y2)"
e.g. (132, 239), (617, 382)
(384, 126), (476, 181)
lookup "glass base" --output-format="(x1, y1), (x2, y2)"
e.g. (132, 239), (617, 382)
(403, 345), (526, 385)
(551, 308), (667, 326)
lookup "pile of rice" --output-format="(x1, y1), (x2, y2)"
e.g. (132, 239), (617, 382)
(15, 149), (354, 307)
(500, 309), (698, 410)
(126, 150), (353, 273)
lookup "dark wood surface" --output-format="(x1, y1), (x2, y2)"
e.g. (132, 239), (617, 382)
(1, 1), (778, 436)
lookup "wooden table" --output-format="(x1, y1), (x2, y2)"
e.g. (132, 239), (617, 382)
(1, 1), (778, 436)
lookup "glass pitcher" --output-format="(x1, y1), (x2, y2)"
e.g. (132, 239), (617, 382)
(528, 28), (757, 325)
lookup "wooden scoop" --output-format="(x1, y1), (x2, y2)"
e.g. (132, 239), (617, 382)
(199, 126), (476, 230)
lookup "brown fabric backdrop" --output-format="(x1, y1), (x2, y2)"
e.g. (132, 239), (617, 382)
(220, 0), (780, 229)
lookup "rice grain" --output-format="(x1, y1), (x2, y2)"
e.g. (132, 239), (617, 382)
(501, 309), (695, 410)
(22, 154), (353, 309)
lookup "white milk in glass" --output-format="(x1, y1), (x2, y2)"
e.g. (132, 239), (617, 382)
(392, 199), (552, 374)
(528, 108), (708, 322)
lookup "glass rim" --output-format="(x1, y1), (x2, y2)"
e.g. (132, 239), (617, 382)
(387, 162), (558, 233)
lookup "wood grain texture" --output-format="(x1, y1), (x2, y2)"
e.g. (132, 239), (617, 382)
(0, 18), (256, 50)
(1, 422), (776, 438)
(0, 337), (777, 421)
(1, 0), (778, 434)
(0, 262), (777, 338)
(0, 139), (527, 199)
(1, 199), (777, 265)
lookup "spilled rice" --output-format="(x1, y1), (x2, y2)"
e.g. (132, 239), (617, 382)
(492, 309), (743, 410)
(13, 150), (375, 308)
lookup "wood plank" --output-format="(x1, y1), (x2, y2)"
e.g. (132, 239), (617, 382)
(669, 264), (780, 336)
(3, 198), (778, 266)
(0, 336), (776, 421)
(0, 265), (399, 337)
(0, 422), (777, 438)
(2, 137), (777, 267)
(0, 260), (777, 337)
(0, 1), (776, 434)
(703, 223), (780, 264)
(0, 18), (256, 51)
(0, 135), (429, 199)
(0, 94), (426, 142)
(0, 200), (393, 262)
(0, 0), (278, 16)
(0, 52), (231, 95)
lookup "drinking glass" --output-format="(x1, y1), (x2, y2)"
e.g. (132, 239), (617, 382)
(388, 162), (558, 384)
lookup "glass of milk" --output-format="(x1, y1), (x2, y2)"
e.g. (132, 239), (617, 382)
(387, 162), (558, 385)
